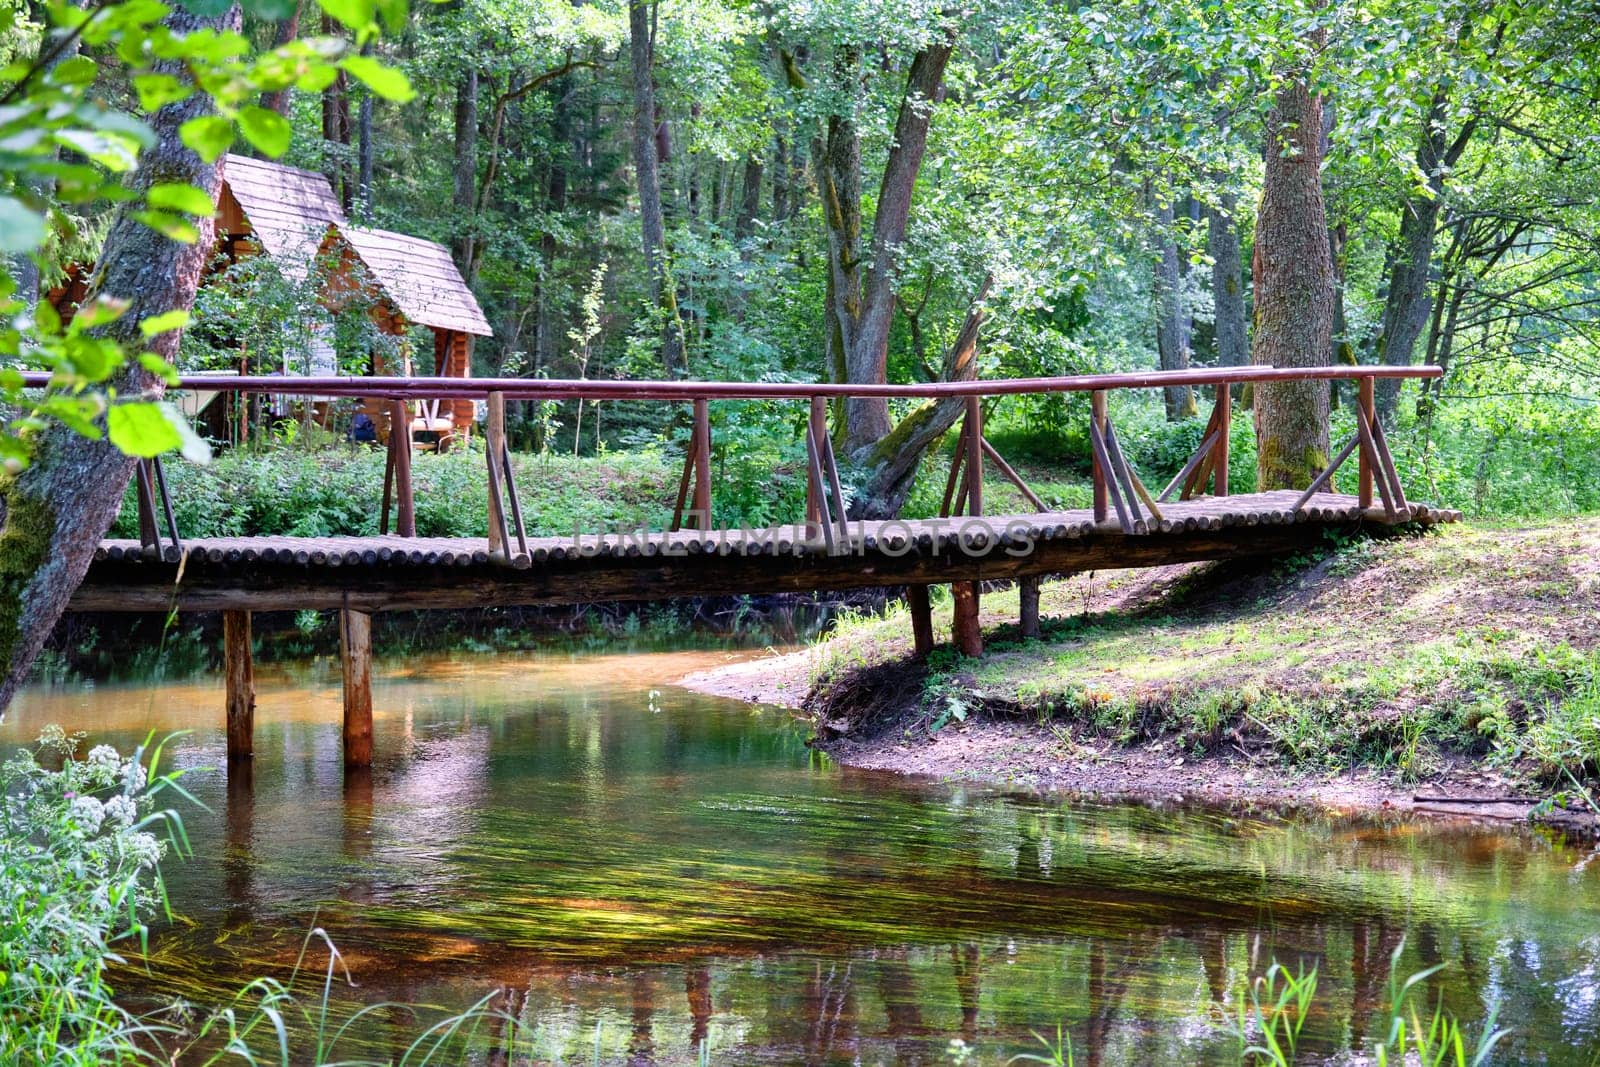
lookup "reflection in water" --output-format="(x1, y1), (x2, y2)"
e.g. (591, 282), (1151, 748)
(7, 647), (1600, 1064)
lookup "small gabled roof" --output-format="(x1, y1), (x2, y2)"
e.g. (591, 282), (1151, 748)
(326, 224), (492, 337)
(220, 153), (345, 271)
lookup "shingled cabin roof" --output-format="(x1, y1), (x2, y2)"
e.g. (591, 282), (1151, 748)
(218, 153), (344, 271)
(323, 224), (492, 337)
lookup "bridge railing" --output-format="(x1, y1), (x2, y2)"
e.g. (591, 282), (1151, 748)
(17, 365), (1441, 560)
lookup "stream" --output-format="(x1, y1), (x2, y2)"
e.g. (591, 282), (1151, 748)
(7, 643), (1600, 1064)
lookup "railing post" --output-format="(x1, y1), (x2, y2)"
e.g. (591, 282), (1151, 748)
(1091, 390), (1108, 523)
(807, 397), (826, 532)
(387, 399), (415, 537)
(963, 396), (983, 516)
(486, 391), (507, 554)
(1213, 385), (1230, 497)
(692, 397), (712, 528)
(1358, 375), (1374, 509)
(134, 459), (160, 553)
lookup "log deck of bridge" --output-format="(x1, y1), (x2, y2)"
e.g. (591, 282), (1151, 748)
(30, 364), (1451, 773)
(79, 491), (1457, 613)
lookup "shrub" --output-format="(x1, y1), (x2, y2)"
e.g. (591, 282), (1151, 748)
(0, 728), (186, 1066)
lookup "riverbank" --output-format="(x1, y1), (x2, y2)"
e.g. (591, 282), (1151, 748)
(678, 519), (1600, 830)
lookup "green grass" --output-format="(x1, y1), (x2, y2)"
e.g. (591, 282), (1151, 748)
(109, 444), (684, 541)
(810, 520), (1600, 797)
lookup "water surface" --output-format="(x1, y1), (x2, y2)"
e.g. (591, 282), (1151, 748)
(7, 646), (1600, 1064)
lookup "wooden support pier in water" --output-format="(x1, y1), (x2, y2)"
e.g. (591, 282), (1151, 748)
(27, 364), (1451, 771)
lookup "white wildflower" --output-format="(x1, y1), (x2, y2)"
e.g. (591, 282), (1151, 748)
(103, 794), (138, 829)
(69, 794), (105, 833)
(125, 831), (163, 869)
(86, 744), (122, 786)
(121, 760), (147, 794)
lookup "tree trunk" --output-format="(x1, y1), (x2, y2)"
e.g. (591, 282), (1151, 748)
(451, 69), (478, 282)
(259, 1), (303, 115)
(851, 278), (992, 517)
(1209, 192), (1247, 375)
(1153, 197), (1196, 420)
(734, 153), (762, 246)
(1251, 45), (1333, 491)
(535, 74), (573, 377)
(781, 33), (955, 514)
(356, 46), (373, 222)
(0, 5), (240, 712)
(320, 15), (351, 211)
(771, 133), (790, 223)
(1375, 92), (1476, 420)
(840, 39), (953, 452)
(629, 0), (685, 375)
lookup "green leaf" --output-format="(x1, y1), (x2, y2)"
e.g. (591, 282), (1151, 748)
(132, 210), (199, 243)
(174, 0), (236, 16)
(67, 297), (130, 334)
(139, 310), (192, 338)
(133, 73), (193, 111)
(179, 115), (233, 162)
(0, 196), (46, 253)
(53, 129), (140, 171)
(340, 55), (414, 102)
(236, 105), (291, 157)
(50, 55), (98, 86)
(166, 401), (212, 463)
(147, 182), (215, 216)
(316, 0), (376, 33)
(107, 401), (182, 458)
(138, 352), (182, 387)
(39, 395), (105, 440)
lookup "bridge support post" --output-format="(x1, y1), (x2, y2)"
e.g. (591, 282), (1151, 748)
(224, 610), (254, 762)
(951, 583), (982, 658)
(907, 585), (934, 659)
(1018, 576), (1041, 639)
(340, 608), (373, 769)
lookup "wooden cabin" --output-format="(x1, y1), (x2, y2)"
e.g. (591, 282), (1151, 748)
(315, 222), (491, 444)
(217, 155), (491, 446)
(50, 154), (491, 446)
(215, 152), (344, 276)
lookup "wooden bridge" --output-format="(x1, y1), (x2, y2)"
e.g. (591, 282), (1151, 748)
(36, 364), (1452, 771)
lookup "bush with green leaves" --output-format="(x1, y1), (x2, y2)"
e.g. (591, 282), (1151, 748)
(0, 727), (187, 1065)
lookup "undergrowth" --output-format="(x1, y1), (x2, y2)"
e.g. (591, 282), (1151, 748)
(807, 521), (1600, 799)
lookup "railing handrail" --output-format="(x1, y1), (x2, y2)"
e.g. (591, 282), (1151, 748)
(15, 364), (1442, 402)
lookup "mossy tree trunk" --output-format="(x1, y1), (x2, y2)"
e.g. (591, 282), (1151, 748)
(1251, 38), (1333, 492)
(785, 30), (966, 518)
(850, 278), (991, 518)
(0, 5), (238, 713)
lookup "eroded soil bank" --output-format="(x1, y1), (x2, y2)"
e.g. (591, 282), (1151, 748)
(679, 520), (1600, 832)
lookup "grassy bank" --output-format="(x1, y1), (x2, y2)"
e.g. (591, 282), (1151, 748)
(808, 520), (1600, 813)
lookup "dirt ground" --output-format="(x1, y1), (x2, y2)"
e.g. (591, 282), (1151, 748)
(676, 522), (1600, 833)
